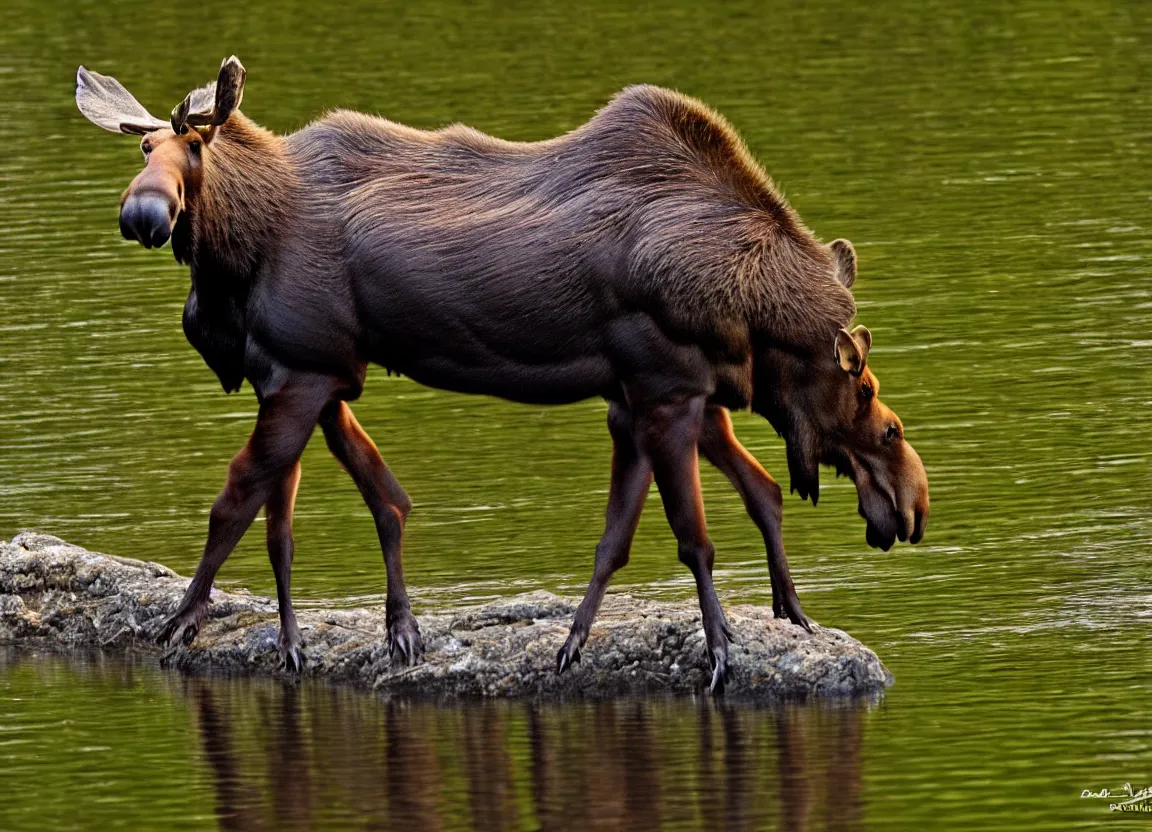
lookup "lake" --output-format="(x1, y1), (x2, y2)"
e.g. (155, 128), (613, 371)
(1, 0), (1150, 828)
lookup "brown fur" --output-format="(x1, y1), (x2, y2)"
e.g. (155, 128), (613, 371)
(294, 87), (855, 359)
(80, 61), (927, 691)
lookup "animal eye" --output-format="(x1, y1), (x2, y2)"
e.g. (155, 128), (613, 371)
(885, 424), (900, 442)
(860, 383), (873, 400)
(141, 142), (152, 156)
(188, 140), (202, 154)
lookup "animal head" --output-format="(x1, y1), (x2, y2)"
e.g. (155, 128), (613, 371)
(75, 57), (246, 249)
(754, 239), (930, 551)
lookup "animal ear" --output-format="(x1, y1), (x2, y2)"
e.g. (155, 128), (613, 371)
(829, 239), (857, 289)
(75, 66), (167, 135)
(211, 56), (246, 126)
(835, 326), (871, 375)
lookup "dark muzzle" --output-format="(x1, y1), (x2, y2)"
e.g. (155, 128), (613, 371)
(119, 191), (174, 249)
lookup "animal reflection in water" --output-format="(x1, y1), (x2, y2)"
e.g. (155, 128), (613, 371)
(77, 56), (929, 693)
(182, 677), (866, 832)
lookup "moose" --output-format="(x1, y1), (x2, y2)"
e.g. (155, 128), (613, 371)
(76, 57), (929, 694)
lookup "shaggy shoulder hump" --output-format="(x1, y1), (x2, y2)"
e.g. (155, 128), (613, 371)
(599, 85), (796, 219)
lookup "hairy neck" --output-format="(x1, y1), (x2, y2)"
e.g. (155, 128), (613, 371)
(749, 234), (857, 354)
(175, 114), (294, 280)
(752, 347), (824, 502)
(752, 347), (801, 432)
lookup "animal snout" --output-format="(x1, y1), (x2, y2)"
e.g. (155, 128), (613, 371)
(863, 513), (896, 552)
(902, 443), (929, 545)
(910, 506), (928, 544)
(119, 191), (175, 249)
(874, 495), (926, 550)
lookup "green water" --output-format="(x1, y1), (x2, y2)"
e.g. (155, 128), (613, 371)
(1, 0), (1150, 828)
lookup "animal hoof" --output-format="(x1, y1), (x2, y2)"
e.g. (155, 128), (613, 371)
(180, 622), (199, 646)
(556, 641), (581, 675)
(778, 595), (813, 633)
(386, 612), (424, 667)
(281, 643), (304, 674)
(157, 610), (202, 648)
(709, 649), (729, 696)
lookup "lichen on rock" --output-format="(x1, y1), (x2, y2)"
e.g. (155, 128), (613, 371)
(0, 532), (893, 700)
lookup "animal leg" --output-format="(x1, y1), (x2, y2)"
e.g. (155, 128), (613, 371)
(699, 406), (811, 631)
(267, 460), (304, 671)
(158, 380), (333, 648)
(557, 401), (653, 674)
(319, 401), (423, 666)
(634, 395), (734, 695)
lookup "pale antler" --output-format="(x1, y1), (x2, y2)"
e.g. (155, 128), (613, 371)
(76, 66), (168, 135)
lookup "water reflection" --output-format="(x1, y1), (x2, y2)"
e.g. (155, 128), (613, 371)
(177, 675), (867, 831)
(4, 0), (1152, 827)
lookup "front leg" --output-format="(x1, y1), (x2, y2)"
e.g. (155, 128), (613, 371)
(320, 401), (423, 666)
(634, 395), (734, 695)
(557, 401), (653, 673)
(699, 406), (810, 631)
(267, 461), (304, 671)
(158, 379), (335, 648)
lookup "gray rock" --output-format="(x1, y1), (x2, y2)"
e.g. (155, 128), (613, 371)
(0, 532), (892, 701)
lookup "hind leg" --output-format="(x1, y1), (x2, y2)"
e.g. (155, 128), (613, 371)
(319, 401), (423, 665)
(699, 406), (810, 630)
(557, 401), (653, 673)
(267, 460), (304, 671)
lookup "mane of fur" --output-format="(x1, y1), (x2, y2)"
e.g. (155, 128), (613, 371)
(177, 115), (295, 392)
(287, 85), (855, 355)
(184, 115), (295, 276)
(183, 86), (856, 392)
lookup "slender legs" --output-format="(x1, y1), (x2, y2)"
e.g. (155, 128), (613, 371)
(699, 406), (810, 631)
(266, 460), (303, 670)
(158, 381), (422, 670)
(561, 399), (808, 694)
(634, 396), (733, 694)
(560, 396), (732, 693)
(158, 375), (794, 691)
(319, 401), (423, 665)
(557, 402), (653, 673)
(158, 381), (334, 649)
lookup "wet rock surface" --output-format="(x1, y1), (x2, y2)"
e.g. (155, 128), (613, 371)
(0, 532), (892, 701)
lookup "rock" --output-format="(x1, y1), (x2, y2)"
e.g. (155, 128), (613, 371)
(0, 532), (892, 700)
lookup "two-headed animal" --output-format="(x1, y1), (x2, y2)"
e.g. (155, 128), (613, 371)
(77, 57), (929, 693)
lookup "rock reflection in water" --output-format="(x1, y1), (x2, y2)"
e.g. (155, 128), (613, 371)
(180, 676), (868, 831)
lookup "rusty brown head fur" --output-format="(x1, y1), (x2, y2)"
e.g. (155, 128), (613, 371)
(75, 57), (249, 250)
(753, 243), (929, 550)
